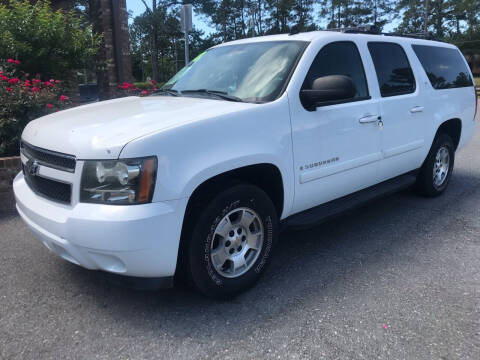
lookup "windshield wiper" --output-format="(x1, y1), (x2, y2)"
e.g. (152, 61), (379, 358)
(181, 89), (244, 102)
(153, 89), (181, 97)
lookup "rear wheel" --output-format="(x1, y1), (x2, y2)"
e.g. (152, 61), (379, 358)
(415, 133), (455, 197)
(183, 184), (278, 298)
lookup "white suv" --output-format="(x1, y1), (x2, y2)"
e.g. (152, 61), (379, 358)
(14, 30), (477, 298)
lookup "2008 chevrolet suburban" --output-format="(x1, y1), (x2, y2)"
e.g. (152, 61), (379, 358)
(14, 29), (477, 298)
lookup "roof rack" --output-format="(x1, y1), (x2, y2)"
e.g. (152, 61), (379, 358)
(325, 25), (437, 41)
(385, 32), (437, 40)
(325, 24), (381, 35)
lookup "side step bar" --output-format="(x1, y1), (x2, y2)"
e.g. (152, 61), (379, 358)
(282, 171), (418, 230)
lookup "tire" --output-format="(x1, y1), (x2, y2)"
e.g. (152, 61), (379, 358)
(183, 184), (278, 298)
(415, 133), (455, 197)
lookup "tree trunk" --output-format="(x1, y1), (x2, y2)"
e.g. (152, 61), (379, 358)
(89, 0), (133, 100)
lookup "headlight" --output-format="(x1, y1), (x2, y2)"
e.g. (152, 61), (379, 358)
(80, 157), (157, 205)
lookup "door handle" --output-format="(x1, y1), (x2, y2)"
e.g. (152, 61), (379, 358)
(359, 115), (381, 124)
(410, 106), (424, 113)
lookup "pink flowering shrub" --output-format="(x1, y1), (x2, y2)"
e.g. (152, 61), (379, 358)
(117, 80), (159, 97)
(0, 59), (72, 156)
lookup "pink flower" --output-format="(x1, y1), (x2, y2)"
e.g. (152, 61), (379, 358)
(383, 324), (388, 329)
(59, 95), (69, 101)
(49, 79), (54, 82)
(31, 87), (40, 93)
(32, 79), (41, 84)
(24, 80), (31, 87)
(140, 90), (149, 96)
(7, 59), (15, 63)
(120, 82), (133, 89)
(55, 80), (61, 84)
(8, 78), (19, 84)
(1, 75), (8, 81)
(46, 104), (54, 109)
(6, 87), (12, 92)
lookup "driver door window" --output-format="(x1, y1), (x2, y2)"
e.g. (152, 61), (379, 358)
(302, 41), (370, 103)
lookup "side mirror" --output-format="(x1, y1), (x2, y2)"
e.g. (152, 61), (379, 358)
(301, 75), (357, 110)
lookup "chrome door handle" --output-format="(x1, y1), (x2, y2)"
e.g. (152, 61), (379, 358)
(359, 115), (380, 124)
(410, 106), (424, 113)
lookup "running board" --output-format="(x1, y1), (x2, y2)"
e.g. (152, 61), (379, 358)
(282, 171), (418, 230)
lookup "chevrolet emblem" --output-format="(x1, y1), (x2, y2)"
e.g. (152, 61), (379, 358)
(26, 159), (40, 176)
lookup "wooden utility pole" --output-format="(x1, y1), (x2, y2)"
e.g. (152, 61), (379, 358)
(151, 0), (159, 82)
(140, 0), (159, 82)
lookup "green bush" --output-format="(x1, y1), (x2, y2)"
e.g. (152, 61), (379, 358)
(133, 81), (165, 90)
(0, 0), (100, 81)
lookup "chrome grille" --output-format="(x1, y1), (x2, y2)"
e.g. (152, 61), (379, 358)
(20, 141), (75, 204)
(23, 164), (72, 204)
(20, 141), (76, 173)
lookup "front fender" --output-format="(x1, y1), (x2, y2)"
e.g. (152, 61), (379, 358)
(119, 96), (295, 219)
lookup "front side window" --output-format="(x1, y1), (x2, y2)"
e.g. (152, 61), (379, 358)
(303, 41), (369, 100)
(412, 45), (473, 89)
(368, 42), (416, 97)
(162, 41), (307, 103)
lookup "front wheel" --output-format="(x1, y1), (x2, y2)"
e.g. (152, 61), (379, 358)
(184, 184), (279, 298)
(415, 133), (455, 197)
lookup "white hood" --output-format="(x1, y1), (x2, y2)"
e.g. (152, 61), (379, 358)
(22, 96), (256, 159)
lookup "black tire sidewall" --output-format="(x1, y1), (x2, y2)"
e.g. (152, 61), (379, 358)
(187, 184), (278, 298)
(419, 134), (455, 196)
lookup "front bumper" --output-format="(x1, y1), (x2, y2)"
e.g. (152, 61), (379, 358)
(13, 172), (188, 278)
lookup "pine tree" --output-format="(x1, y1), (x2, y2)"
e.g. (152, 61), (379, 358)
(364, 0), (395, 29)
(264, 0), (296, 33)
(395, 0), (426, 34)
(318, 0), (384, 29)
(292, 0), (316, 32)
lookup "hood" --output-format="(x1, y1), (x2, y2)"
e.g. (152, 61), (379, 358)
(22, 96), (256, 159)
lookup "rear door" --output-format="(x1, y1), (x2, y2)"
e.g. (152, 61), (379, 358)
(367, 42), (428, 181)
(411, 44), (476, 148)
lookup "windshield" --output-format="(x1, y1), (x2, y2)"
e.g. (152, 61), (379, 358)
(162, 41), (307, 103)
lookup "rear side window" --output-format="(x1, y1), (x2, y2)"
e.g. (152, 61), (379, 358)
(412, 45), (473, 89)
(368, 42), (416, 97)
(303, 41), (369, 100)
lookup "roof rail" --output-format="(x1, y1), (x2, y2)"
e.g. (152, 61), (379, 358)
(324, 25), (437, 41)
(325, 24), (381, 34)
(385, 32), (437, 40)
